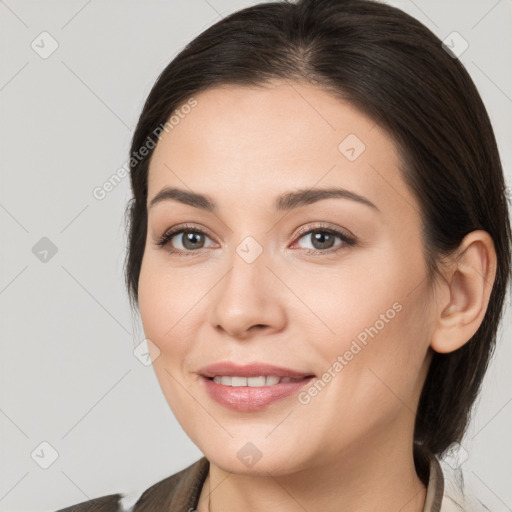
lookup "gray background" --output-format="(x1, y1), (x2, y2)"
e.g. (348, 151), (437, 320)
(1, 1), (511, 511)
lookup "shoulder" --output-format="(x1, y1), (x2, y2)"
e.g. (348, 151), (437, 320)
(130, 456), (209, 510)
(54, 457), (209, 512)
(54, 493), (123, 512)
(416, 445), (491, 512)
(440, 491), (492, 512)
(438, 461), (492, 512)
(440, 494), (465, 512)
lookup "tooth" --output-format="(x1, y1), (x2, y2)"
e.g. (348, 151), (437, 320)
(231, 376), (248, 387)
(247, 376), (266, 387)
(213, 375), (292, 386)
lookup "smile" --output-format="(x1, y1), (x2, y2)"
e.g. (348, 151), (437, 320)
(210, 375), (304, 386)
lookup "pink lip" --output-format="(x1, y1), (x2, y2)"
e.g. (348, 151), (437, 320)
(198, 362), (315, 412)
(198, 361), (314, 379)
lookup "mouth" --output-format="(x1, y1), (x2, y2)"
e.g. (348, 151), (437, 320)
(198, 362), (316, 411)
(198, 361), (315, 380)
(206, 375), (310, 386)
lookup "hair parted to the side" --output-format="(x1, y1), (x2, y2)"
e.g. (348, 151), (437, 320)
(123, 0), (511, 457)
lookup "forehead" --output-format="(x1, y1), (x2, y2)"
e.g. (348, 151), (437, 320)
(147, 80), (415, 218)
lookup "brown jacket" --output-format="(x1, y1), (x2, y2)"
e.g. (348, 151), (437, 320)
(55, 447), (445, 511)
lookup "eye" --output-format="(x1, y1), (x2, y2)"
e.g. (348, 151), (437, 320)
(154, 224), (216, 255)
(292, 224), (357, 254)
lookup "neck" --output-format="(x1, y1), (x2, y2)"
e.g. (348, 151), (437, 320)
(197, 432), (427, 512)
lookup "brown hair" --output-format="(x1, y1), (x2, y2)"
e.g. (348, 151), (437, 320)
(123, 0), (511, 457)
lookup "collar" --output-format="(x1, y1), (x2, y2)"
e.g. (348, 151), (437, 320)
(416, 444), (445, 511)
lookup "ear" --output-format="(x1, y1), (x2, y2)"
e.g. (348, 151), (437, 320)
(430, 230), (497, 354)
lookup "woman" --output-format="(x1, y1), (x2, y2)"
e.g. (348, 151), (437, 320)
(56, 0), (511, 510)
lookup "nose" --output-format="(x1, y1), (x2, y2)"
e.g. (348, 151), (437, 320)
(208, 244), (288, 340)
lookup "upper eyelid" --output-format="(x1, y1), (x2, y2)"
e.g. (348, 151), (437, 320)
(163, 222), (350, 237)
(294, 223), (353, 238)
(163, 223), (217, 242)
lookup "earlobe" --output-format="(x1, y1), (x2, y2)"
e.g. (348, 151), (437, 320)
(430, 230), (497, 354)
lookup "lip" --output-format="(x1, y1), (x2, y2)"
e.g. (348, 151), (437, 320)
(198, 362), (315, 412)
(198, 361), (314, 379)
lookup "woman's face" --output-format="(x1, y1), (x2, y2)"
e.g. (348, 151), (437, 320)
(138, 80), (436, 475)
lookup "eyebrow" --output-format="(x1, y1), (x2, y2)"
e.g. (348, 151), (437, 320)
(148, 186), (380, 212)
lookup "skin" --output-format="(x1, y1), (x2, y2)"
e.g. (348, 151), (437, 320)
(137, 79), (497, 512)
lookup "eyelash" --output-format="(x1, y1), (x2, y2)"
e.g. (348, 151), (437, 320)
(154, 222), (357, 257)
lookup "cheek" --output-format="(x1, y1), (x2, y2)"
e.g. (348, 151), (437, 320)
(138, 259), (202, 418)
(308, 248), (430, 385)
(138, 256), (202, 350)
(138, 259), (169, 344)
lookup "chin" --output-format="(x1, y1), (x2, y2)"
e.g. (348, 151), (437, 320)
(199, 439), (311, 477)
